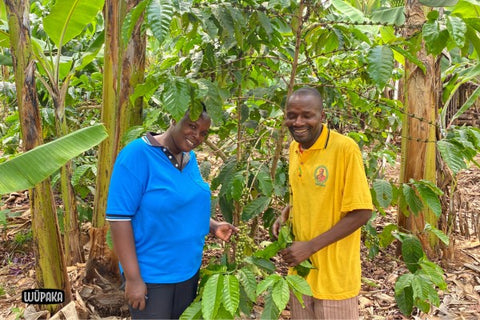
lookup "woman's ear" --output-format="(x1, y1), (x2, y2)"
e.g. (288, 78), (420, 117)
(170, 119), (176, 126)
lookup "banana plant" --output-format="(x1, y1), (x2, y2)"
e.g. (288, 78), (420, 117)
(0, 124), (107, 194)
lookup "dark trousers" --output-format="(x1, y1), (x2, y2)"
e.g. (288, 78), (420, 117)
(128, 271), (199, 319)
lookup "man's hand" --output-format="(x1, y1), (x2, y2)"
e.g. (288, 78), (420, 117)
(280, 241), (314, 267)
(272, 205), (290, 238)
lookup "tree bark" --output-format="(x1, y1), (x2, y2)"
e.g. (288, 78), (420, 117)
(4, 0), (72, 312)
(399, 1), (440, 258)
(87, 0), (145, 283)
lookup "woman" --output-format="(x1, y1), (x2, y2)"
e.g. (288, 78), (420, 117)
(106, 109), (237, 319)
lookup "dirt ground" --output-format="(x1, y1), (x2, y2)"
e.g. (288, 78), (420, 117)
(0, 157), (479, 320)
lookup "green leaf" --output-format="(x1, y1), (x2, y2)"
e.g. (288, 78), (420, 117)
(180, 301), (202, 320)
(414, 183), (442, 217)
(192, 79), (225, 125)
(254, 241), (281, 260)
(379, 224), (398, 248)
(437, 140), (467, 175)
(447, 15), (467, 47)
(0, 124), (107, 195)
(373, 179), (393, 208)
(424, 224), (449, 246)
(411, 276), (434, 312)
(419, 0), (458, 6)
(162, 78), (190, 121)
(146, 0), (174, 45)
(271, 278), (290, 312)
(241, 196), (271, 221)
(422, 20), (449, 55)
(371, 7), (405, 26)
(402, 236), (424, 273)
(237, 268), (257, 302)
(331, 0), (366, 23)
(202, 274), (223, 320)
(43, 0), (105, 47)
(231, 171), (245, 201)
(395, 276), (414, 316)
(285, 274), (312, 296)
(418, 259), (447, 290)
(122, 0), (149, 45)
(260, 293), (280, 320)
(392, 45), (426, 73)
(0, 30), (11, 48)
(257, 274), (280, 296)
(244, 256), (276, 273)
(256, 168), (273, 197)
(211, 159), (237, 191)
(367, 46), (394, 90)
(395, 273), (414, 293)
(222, 275), (240, 316)
(402, 184), (423, 215)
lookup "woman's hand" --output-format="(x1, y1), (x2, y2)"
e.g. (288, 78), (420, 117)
(125, 277), (148, 310)
(210, 219), (239, 241)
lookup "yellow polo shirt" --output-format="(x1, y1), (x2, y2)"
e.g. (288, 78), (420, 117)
(288, 125), (373, 300)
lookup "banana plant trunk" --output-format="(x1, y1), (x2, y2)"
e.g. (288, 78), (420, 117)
(399, 1), (440, 257)
(53, 89), (85, 266)
(86, 0), (145, 282)
(4, 0), (72, 312)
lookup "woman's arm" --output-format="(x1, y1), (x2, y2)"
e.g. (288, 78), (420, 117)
(109, 221), (148, 310)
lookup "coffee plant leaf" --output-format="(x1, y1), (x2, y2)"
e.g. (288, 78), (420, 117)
(237, 268), (257, 302)
(260, 293), (280, 320)
(179, 301), (202, 320)
(202, 274), (223, 320)
(222, 275), (240, 316)
(271, 278), (290, 312)
(402, 184), (423, 216)
(373, 179), (393, 209)
(401, 236), (424, 273)
(285, 274), (312, 297)
(256, 274), (281, 296)
(241, 196), (271, 221)
(146, 0), (174, 45)
(367, 45), (394, 90)
(395, 275), (414, 316)
(413, 182), (442, 217)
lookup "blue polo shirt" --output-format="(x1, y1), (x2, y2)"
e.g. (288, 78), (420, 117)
(106, 137), (211, 284)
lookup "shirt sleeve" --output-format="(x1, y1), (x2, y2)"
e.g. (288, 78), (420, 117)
(340, 141), (373, 213)
(106, 142), (147, 221)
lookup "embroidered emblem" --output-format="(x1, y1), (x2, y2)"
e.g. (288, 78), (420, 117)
(314, 165), (328, 186)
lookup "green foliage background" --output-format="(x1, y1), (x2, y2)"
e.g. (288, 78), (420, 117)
(0, 0), (480, 318)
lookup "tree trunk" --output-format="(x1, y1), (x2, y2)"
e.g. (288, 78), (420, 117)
(4, 0), (71, 312)
(53, 92), (85, 266)
(399, 1), (440, 258)
(86, 0), (145, 283)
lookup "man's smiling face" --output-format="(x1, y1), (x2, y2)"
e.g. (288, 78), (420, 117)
(285, 94), (324, 149)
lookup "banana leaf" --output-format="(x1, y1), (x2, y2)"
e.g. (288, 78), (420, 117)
(0, 124), (108, 195)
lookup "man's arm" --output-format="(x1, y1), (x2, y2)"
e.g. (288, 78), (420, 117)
(281, 209), (372, 267)
(109, 221), (147, 310)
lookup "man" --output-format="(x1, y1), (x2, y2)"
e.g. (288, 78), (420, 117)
(273, 87), (373, 319)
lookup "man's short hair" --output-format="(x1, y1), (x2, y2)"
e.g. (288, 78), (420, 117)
(290, 87), (323, 110)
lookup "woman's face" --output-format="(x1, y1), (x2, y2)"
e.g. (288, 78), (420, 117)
(171, 113), (211, 153)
